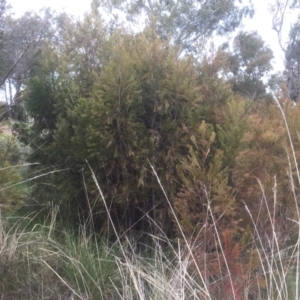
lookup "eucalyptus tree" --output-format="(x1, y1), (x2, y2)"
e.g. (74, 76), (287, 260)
(0, 0), (9, 82)
(284, 21), (300, 101)
(272, 0), (300, 101)
(101, 0), (254, 51)
(224, 31), (274, 101)
(1, 10), (56, 104)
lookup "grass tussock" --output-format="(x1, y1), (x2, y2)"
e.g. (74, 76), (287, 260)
(0, 209), (118, 299)
(1, 186), (300, 300)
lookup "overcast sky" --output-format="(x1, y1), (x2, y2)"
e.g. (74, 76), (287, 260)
(8, 0), (295, 72)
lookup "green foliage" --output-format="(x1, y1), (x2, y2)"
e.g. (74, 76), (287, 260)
(22, 24), (236, 235)
(5, 4), (300, 299)
(225, 31), (274, 101)
(0, 214), (120, 299)
(101, 0), (254, 51)
(174, 121), (236, 241)
(0, 133), (27, 211)
(0, 0), (9, 71)
(216, 98), (249, 173)
(195, 50), (235, 125)
(231, 102), (291, 239)
(57, 232), (119, 299)
(18, 7), (298, 249)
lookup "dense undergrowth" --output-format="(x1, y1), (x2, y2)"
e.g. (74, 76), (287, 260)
(1, 99), (300, 299)
(1, 9), (300, 299)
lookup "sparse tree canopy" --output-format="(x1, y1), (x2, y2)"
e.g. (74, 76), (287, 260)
(102, 0), (254, 51)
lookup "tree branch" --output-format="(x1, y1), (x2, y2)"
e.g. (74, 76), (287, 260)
(0, 21), (46, 88)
